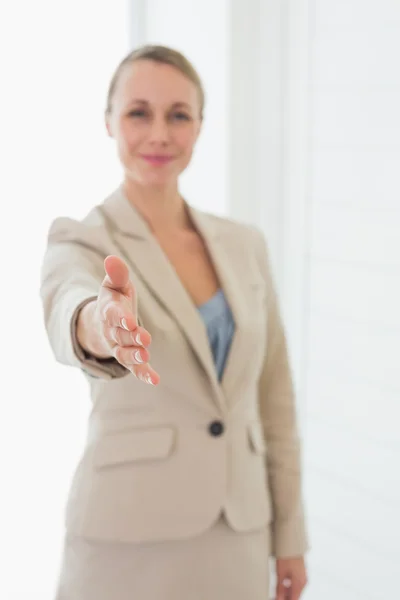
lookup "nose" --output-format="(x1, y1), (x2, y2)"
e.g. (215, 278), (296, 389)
(149, 116), (169, 145)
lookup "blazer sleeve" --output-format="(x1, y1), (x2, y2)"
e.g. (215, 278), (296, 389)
(254, 228), (309, 558)
(39, 216), (128, 380)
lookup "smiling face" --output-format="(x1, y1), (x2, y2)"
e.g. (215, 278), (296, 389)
(106, 59), (202, 188)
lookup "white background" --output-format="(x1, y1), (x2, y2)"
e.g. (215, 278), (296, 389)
(0, 2), (129, 598)
(0, 1), (399, 599)
(301, 1), (400, 597)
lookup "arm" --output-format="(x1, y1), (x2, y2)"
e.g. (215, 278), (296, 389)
(39, 216), (128, 380)
(254, 228), (309, 558)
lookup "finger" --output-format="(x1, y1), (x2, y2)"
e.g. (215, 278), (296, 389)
(131, 364), (160, 386)
(107, 325), (152, 348)
(289, 580), (303, 600)
(102, 255), (131, 294)
(101, 256), (138, 326)
(112, 344), (150, 367)
(276, 578), (292, 600)
(275, 582), (283, 600)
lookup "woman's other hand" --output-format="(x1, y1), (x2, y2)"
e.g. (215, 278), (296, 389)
(275, 556), (308, 600)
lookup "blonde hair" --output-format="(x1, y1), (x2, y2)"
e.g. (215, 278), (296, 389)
(106, 44), (205, 119)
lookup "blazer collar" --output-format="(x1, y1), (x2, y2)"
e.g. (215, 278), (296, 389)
(101, 187), (249, 411)
(102, 185), (221, 242)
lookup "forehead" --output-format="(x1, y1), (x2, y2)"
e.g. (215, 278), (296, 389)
(114, 60), (199, 108)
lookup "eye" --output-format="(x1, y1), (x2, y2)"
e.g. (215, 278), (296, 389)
(171, 112), (191, 121)
(128, 109), (147, 118)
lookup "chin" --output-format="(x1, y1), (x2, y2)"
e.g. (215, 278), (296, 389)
(125, 160), (184, 187)
(142, 165), (183, 185)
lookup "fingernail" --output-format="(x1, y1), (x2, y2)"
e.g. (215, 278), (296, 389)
(134, 350), (143, 364)
(134, 332), (142, 345)
(121, 318), (129, 330)
(145, 374), (154, 385)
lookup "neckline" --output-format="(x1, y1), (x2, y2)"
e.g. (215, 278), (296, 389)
(197, 288), (224, 310)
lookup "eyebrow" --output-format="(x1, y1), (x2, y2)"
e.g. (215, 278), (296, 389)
(128, 99), (192, 110)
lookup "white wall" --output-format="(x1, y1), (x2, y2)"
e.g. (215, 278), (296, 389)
(0, 3), (130, 599)
(295, 1), (400, 598)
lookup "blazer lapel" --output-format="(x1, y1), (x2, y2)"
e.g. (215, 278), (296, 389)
(188, 207), (251, 402)
(101, 188), (256, 409)
(101, 189), (224, 407)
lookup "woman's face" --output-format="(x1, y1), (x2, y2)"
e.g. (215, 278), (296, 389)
(106, 60), (202, 187)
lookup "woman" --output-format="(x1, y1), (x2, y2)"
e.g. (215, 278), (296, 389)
(40, 45), (308, 600)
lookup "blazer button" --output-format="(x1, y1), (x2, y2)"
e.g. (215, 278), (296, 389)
(209, 420), (224, 437)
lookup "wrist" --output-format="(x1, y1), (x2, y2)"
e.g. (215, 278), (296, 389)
(76, 300), (111, 359)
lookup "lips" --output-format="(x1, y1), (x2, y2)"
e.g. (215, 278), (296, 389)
(140, 154), (173, 165)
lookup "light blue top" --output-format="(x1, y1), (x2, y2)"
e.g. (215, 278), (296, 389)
(197, 289), (235, 381)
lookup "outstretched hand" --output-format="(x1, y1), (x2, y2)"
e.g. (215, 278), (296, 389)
(94, 255), (160, 385)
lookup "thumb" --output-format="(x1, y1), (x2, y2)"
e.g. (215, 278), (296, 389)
(102, 255), (131, 293)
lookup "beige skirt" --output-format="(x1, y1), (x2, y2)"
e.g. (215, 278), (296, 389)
(54, 514), (271, 600)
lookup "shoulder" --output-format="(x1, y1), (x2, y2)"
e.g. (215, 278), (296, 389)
(46, 202), (108, 254)
(195, 209), (274, 281)
(197, 210), (269, 267)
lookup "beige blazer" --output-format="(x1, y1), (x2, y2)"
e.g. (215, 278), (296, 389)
(40, 187), (308, 558)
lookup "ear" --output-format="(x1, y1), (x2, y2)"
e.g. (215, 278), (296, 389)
(105, 112), (113, 138)
(194, 118), (203, 143)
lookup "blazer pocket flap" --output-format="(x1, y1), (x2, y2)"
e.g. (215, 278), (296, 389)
(248, 422), (267, 455)
(94, 426), (176, 468)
